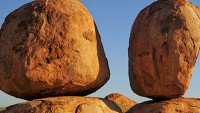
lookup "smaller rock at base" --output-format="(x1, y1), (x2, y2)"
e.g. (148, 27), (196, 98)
(105, 93), (137, 112)
(127, 98), (200, 113)
(76, 104), (104, 113)
(1, 96), (122, 113)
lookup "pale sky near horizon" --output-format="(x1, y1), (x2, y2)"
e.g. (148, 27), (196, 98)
(0, 0), (200, 107)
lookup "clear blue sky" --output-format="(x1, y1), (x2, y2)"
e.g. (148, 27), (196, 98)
(0, 0), (200, 107)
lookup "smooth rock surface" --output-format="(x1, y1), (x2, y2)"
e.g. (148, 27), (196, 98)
(105, 93), (136, 113)
(0, 0), (110, 100)
(127, 98), (200, 113)
(1, 96), (122, 113)
(129, 0), (200, 99)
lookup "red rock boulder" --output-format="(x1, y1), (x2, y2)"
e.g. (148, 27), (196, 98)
(129, 0), (200, 99)
(0, 0), (110, 100)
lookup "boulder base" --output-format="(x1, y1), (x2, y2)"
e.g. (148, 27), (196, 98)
(127, 98), (200, 113)
(1, 96), (121, 113)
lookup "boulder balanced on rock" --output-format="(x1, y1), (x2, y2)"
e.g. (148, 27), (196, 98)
(0, 0), (110, 100)
(129, 0), (200, 99)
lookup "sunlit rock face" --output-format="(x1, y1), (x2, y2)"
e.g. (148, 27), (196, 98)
(129, 0), (200, 99)
(0, 0), (110, 100)
(127, 98), (200, 113)
(105, 93), (137, 112)
(1, 96), (121, 113)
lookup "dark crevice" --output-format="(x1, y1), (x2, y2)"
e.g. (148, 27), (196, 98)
(46, 57), (51, 64)
(148, 1), (163, 16)
(59, 32), (63, 36)
(193, 9), (200, 20)
(137, 52), (151, 57)
(73, 50), (80, 53)
(149, 7), (162, 15)
(159, 55), (163, 62)
(162, 41), (170, 56)
(133, 73), (137, 80)
(184, 27), (196, 51)
(191, 38), (196, 52)
(152, 47), (160, 79)
(49, 46), (52, 53)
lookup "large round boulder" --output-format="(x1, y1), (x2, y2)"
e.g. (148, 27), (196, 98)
(1, 96), (122, 113)
(0, 0), (110, 100)
(129, 0), (200, 99)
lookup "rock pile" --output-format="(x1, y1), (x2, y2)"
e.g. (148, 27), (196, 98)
(1, 0), (200, 112)
(128, 0), (200, 112)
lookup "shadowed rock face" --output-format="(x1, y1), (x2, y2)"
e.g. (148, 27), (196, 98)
(129, 0), (200, 99)
(105, 93), (137, 112)
(0, 0), (110, 100)
(1, 96), (122, 113)
(127, 98), (200, 113)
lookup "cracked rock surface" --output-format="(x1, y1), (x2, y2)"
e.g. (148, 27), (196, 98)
(129, 0), (200, 99)
(1, 96), (122, 113)
(0, 0), (110, 100)
(127, 98), (200, 113)
(105, 93), (137, 113)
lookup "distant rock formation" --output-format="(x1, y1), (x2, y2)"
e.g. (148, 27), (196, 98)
(129, 0), (200, 99)
(127, 98), (200, 113)
(105, 93), (136, 112)
(0, 107), (5, 111)
(1, 96), (122, 113)
(0, 0), (110, 100)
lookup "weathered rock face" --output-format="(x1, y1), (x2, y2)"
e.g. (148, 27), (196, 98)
(105, 93), (136, 113)
(129, 0), (200, 99)
(1, 96), (122, 113)
(0, 0), (110, 100)
(127, 98), (200, 113)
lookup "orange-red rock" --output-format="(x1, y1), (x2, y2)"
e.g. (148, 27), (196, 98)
(105, 93), (137, 112)
(1, 96), (122, 113)
(129, 0), (200, 99)
(127, 98), (200, 113)
(0, 0), (110, 100)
